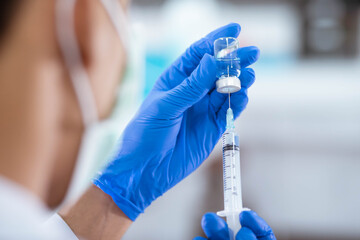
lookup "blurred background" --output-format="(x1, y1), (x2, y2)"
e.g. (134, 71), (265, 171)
(71, 0), (360, 239)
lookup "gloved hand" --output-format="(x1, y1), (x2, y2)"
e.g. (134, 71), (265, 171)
(193, 211), (276, 240)
(93, 23), (260, 221)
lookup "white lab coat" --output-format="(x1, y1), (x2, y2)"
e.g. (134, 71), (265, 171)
(0, 176), (78, 239)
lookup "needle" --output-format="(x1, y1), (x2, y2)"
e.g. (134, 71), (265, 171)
(228, 92), (231, 109)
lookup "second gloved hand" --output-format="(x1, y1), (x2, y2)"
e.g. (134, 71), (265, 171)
(194, 211), (276, 240)
(94, 23), (260, 220)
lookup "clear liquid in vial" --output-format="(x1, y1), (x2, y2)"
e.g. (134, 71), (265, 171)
(216, 58), (241, 79)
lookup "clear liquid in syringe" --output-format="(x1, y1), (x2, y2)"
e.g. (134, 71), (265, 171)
(222, 132), (242, 212)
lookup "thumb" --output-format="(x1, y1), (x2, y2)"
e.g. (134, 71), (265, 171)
(165, 53), (216, 115)
(201, 213), (229, 239)
(239, 211), (276, 240)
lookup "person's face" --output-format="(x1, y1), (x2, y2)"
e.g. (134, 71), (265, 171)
(46, 0), (128, 207)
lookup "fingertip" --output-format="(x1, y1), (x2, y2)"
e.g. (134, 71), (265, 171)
(240, 210), (258, 223)
(201, 212), (228, 238)
(237, 46), (260, 68)
(227, 22), (241, 36)
(246, 46), (260, 63)
(232, 88), (249, 105)
(228, 22), (241, 31)
(206, 22), (241, 41)
(202, 212), (227, 230)
(246, 67), (256, 76)
(240, 211), (273, 237)
(202, 212), (217, 220)
(236, 227), (257, 240)
(240, 68), (255, 89)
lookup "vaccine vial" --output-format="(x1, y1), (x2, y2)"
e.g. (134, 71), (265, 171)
(214, 37), (241, 94)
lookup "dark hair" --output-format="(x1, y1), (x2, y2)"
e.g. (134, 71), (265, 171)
(0, 1), (21, 39)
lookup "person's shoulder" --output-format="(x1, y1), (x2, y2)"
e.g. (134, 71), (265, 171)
(0, 177), (78, 240)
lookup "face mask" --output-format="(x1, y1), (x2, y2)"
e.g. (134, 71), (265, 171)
(55, 0), (130, 203)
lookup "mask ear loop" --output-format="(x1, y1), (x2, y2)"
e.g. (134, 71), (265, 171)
(55, 0), (99, 128)
(99, 0), (130, 51)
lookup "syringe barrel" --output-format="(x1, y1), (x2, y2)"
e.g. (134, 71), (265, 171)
(222, 130), (242, 210)
(221, 129), (243, 238)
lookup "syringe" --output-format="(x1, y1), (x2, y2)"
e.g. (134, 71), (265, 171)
(217, 94), (244, 240)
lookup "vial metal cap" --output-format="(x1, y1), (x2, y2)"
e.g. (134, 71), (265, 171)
(216, 76), (241, 93)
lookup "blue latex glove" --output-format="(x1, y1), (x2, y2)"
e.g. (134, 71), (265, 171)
(93, 23), (260, 221)
(193, 211), (276, 240)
